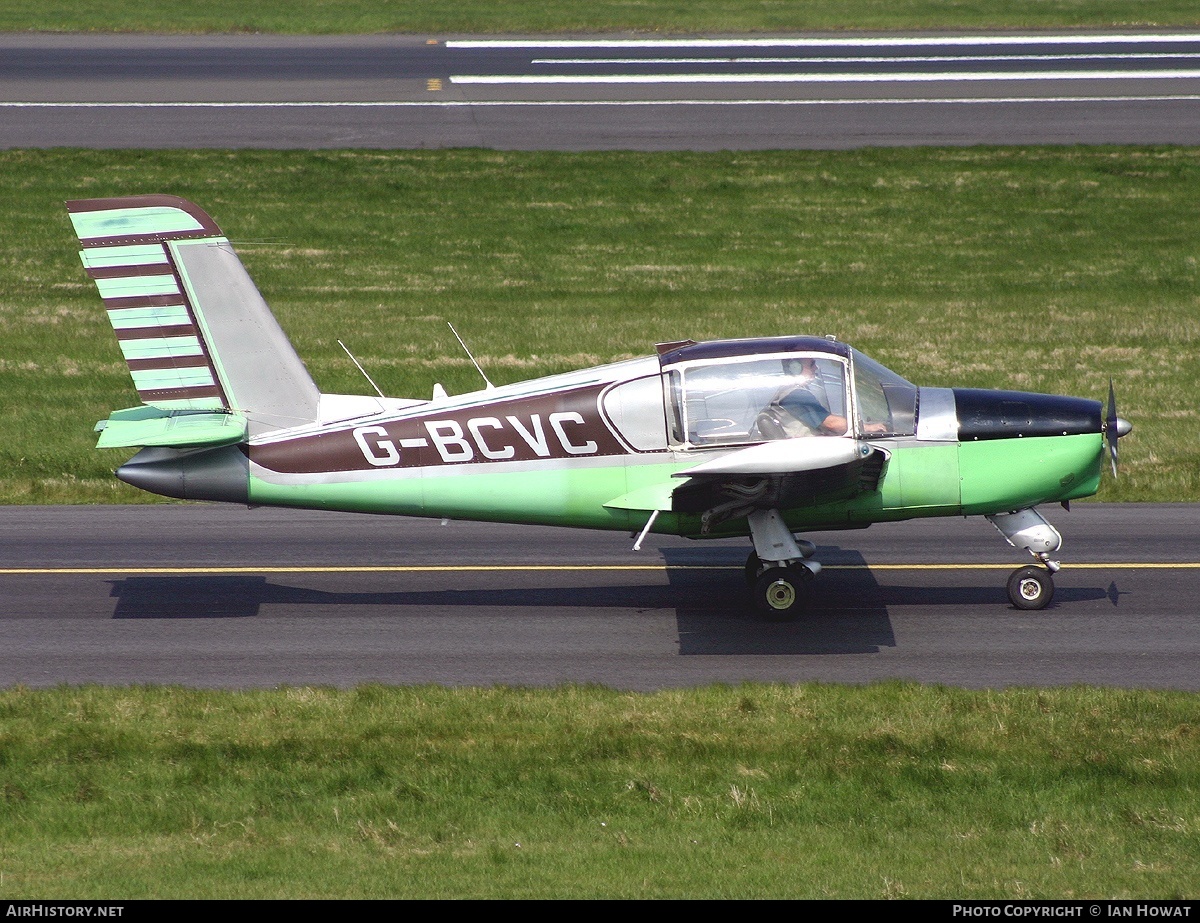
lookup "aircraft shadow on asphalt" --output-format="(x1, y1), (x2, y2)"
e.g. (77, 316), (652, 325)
(106, 544), (1110, 656)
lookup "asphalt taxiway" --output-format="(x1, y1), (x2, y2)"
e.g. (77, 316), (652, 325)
(1, 503), (1196, 690)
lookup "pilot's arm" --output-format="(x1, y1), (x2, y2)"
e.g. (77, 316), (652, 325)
(778, 388), (847, 435)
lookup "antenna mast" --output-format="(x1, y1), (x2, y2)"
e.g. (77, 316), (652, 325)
(448, 322), (495, 390)
(338, 340), (386, 398)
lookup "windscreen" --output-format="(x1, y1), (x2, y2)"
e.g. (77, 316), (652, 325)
(851, 349), (918, 436)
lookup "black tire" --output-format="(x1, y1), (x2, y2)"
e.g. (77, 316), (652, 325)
(1007, 565), (1054, 610)
(745, 551), (763, 585)
(752, 565), (810, 621)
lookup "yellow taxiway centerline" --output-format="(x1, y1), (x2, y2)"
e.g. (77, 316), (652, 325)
(1, 563), (1197, 576)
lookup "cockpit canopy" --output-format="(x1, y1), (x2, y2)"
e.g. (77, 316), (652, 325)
(658, 337), (918, 448)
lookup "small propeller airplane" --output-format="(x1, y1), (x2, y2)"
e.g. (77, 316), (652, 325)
(68, 195), (1132, 618)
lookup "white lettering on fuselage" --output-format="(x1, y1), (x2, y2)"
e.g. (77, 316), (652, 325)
(548, 411), (598, 455)
(468, 417), (515, 459)
(425, 420), (473, 461)
(351, 412), (599, 467)
(353, 425), (401, 466)
(506, 414), (549, 457)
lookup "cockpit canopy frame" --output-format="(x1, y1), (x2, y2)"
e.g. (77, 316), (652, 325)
(658, 336), (918, 449)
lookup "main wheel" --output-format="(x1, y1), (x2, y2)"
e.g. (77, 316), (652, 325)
(1007, 565), (1054, 610)
(753, 565), (810, 621)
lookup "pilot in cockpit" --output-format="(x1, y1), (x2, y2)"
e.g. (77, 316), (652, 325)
(758, 357), (849, 438)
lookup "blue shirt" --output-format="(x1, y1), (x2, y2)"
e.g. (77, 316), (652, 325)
(777, 387), (830, 430)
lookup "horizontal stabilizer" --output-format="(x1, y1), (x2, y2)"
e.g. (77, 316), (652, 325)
(95, 406), (247, 450)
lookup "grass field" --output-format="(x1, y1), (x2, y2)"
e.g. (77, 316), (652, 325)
(1, 146), (1196, 504)
(2, 13), (1198, 902)
(0, 683), (1197, 899)
(1, 1), (1198, 34)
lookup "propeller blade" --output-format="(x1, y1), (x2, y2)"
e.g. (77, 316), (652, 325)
(1106, 380), (1118, 476)
(1104, 379), (1132, 477)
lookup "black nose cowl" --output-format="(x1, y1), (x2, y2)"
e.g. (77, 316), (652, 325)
(953, 389), (1102, 441)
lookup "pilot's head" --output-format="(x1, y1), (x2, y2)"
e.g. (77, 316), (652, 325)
(783, 357), (817, 380)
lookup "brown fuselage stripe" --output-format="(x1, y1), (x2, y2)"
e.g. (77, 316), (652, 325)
(253, 382), (631, 474)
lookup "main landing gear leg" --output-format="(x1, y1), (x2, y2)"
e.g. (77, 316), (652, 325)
(746, 509), (818, 621)
(987, 508), (1062, 610)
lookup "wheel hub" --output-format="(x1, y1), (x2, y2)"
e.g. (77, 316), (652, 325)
(764, 577), (797, 610)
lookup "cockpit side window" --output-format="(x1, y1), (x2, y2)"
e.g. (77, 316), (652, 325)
(850, 349), (918, 436)
(680, 359), (777, 445)
(759, 357), (849, 439)
(666, 354), (850, 446)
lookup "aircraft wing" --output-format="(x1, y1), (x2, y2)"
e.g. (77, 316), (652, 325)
(675, 437), (866, 477)
(668, 437), (887, 527)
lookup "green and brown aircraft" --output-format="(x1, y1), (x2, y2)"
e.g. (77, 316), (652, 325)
(68, 195), (1131, 618)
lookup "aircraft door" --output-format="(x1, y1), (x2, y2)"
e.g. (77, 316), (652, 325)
(662, 354), (853, 447)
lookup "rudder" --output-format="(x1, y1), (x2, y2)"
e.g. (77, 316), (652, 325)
(68, 195), (321, 437)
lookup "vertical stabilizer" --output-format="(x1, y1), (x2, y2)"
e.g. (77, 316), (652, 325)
(67, 195), (321, 435)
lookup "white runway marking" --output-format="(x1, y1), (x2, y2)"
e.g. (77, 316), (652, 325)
(448, 34), (1200, 49)
(451, 69), (1200, 85)
(534, 54), (1200, 66)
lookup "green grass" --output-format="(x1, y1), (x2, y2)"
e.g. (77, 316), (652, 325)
(0, 683), (1196, 898)
(0, 0), (1198, 33)
(1, 147), (1196, 504)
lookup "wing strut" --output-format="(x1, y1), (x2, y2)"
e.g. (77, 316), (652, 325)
(632, 509), (660, 551)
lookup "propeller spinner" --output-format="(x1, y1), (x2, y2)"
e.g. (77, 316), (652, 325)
(1106, 380), (1133, 476)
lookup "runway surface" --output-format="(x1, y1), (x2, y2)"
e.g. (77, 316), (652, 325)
(2, 32), (1200, 148)
(1, 503), (1196, 690)
(3, 31), (1196, 691)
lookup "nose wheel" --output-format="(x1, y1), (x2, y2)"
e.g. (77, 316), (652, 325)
(988, 508), (1062, 610)
(1007, 565), (1054, 610)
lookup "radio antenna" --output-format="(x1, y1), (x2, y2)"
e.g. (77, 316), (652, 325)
(448, 322), (495, 390)
(338, 339), (386, 398)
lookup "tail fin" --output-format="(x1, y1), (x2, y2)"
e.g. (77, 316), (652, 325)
(67, 195), (320, 438)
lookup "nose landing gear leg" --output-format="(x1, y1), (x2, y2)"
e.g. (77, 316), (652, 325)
(987, 508), (1063, 610)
